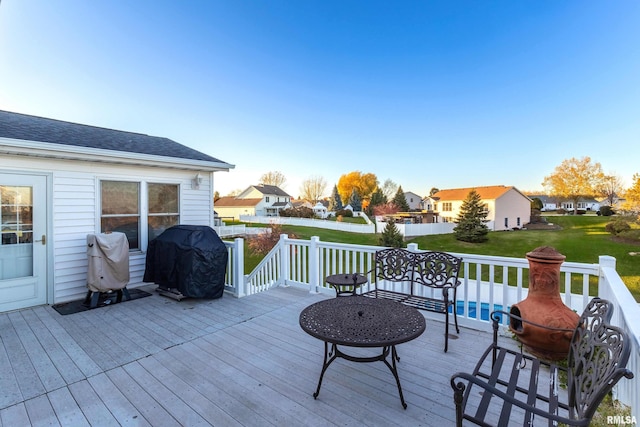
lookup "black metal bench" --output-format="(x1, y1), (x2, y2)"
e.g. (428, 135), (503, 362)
(450, 297), (634, 426)
(360, 248), (462, 352)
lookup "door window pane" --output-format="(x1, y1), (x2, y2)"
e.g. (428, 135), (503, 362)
(101, 181), (140, 249)
(0, 185), (33, 280)
(1, 186), (33, 246)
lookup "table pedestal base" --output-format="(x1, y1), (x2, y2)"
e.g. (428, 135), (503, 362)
(313, 341), (408, 409)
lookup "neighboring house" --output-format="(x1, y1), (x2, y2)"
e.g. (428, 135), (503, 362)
(529, 194), (601, 212)
(420, 196), (437, 212)
(404, 191), (422, 211)
(291, 199), (313, 209)
(215, 184), (292, 219)
(561, 197), (600, 212)
(431, 185), (531, 230)
(527, 194), (556, 211)
(0, 110), (233, 313)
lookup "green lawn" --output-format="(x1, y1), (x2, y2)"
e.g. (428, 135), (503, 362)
(233, 215), (640, 301)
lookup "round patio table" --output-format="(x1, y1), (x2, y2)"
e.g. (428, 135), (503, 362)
(325, 273), (368, 296)
(299, 296), (426, 409)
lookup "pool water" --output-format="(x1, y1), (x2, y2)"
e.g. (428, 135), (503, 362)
(449, 301), (509, 322)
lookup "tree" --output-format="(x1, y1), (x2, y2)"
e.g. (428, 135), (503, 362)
(599, 173), (625, 207)
(623, 173), (640, 214)
(348, 188), (362, 212)
(328, 185), (343, 211)
(337, 171), (378, 205)
(366, 187), (387, 216)
(299, 175), (327, 203)
(379, 220), (404, 248)
(259, 171), (287, 188)
(453, 189), (489, 243)
(429, 187), (440, 196)
(381, 179), (399, 201)
(214, 191), (220, 201)
(542, 156), (605, 214)
(392, 186), (410, 212)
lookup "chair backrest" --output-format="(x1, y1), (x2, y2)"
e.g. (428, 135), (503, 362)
(567, 297), (634, 421)
(412, 251), (462, 289)
(373, 248), (416, 282)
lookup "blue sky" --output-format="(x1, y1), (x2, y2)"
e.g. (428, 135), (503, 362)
(1, 1), (638, 198)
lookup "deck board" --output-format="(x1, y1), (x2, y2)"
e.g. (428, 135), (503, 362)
(0, 284), (513, 426)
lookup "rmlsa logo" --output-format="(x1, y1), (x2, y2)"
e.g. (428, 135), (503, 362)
(607, 415), (637, 425)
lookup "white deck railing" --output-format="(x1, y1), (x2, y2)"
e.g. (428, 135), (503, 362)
(222, 234), (639, 418)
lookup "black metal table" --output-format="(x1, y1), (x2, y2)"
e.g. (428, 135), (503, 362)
(325, 273), (368, 296)
(299, 296), (426, 409)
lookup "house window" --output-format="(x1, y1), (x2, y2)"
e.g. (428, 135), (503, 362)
(266, 196), (270, 203)
(101, 181), (140, 249)
(482, 203), (489, 214)
(504, 218), (509, 228)
(101, 181), (180, 250)
(148, 183), (180, 241)
(442, 202), (452, 212)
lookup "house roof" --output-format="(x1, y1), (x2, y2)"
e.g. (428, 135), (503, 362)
(214, 197), (262, 207)
(249, 184), (291, 198)
(0, 110), (233, 169)
(432, 185), (528, 201)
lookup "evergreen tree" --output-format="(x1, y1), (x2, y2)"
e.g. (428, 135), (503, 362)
(379, 220), (404, 248)
(453, 189), (489, 243)
(366, 187), (387, 216)
(392, 186), (410, 212)
(348, 188), (362, 212)
(328, 185), (343, 211)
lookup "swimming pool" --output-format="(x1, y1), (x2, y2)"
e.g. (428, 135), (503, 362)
(450, 301), (509, 322)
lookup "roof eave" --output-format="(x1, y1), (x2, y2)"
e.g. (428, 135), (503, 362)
(0, 137), (235, 172)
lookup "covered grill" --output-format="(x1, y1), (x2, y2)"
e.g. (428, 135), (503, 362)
(143, 225), (228, 300)
(85, 232), (131, 308)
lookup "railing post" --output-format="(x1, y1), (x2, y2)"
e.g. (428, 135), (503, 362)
(407, 243), (419, 252)
(234, 238), (246, 297)
(309, 236), (320, 294)
(598, 255), (616, 302)
(279, 234), (289, 287)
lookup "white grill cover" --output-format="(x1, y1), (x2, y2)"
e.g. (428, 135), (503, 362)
(87, 232), (130, 292)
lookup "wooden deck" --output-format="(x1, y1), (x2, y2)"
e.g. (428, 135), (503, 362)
(0, 285), (511, 426)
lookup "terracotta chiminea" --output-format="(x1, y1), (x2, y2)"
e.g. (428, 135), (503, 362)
(509, 246), (579, 361)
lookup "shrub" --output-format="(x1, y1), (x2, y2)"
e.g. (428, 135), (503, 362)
(605, 219), (631, 236)
(334, 209), (353, 218)
(599, 206), (615, 216)
(279, 207), (315, 218)
(247, 223), (297, 255)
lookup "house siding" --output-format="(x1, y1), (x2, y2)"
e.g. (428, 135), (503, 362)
(494, 189), (531, 230)
(2, 155), (216, 304)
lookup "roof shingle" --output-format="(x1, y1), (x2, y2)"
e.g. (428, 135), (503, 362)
(0, 110), (227, 163)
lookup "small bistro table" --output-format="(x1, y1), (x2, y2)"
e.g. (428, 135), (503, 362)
(299, 296), (426, 409)
(325, 273), (368, 296)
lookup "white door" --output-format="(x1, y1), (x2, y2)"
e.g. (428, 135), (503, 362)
(0, 174), (48, 312)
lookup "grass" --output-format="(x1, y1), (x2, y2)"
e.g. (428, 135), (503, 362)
(232, 215), (640, 301)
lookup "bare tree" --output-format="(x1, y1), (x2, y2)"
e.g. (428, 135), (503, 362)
(381, 179), (398, 201)
(259, 171), (287, 188)
(227, 188), (242, 197)
(599, 173), (625, 206)
(299, 175), (328, 203)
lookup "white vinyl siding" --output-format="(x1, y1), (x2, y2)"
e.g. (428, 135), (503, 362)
(2, 156), (215, 304)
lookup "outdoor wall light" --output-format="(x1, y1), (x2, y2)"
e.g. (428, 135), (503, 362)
(192, 173), (203, 189)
